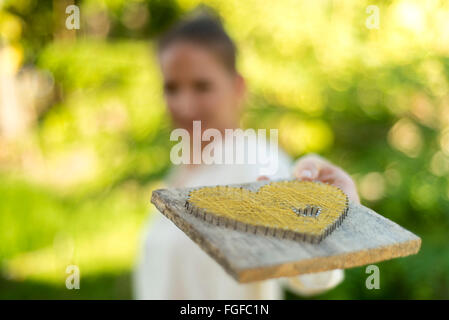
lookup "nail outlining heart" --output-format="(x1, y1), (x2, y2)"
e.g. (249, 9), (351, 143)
(185, 180), (349, 243)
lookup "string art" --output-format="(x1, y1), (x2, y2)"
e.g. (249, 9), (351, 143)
(185, 180), (349, 243)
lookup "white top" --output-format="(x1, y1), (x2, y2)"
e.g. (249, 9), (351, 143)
(133, 132), (344, 299)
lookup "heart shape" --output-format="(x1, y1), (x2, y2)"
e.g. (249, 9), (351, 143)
(185, 180), (349, 243)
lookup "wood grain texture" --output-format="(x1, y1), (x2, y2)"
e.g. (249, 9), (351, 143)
(151, 180), (422, 283)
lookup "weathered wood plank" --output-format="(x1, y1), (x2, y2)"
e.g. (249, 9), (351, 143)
(151, 180), (421, 283)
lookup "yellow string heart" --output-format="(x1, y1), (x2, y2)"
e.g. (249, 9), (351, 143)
(186, 180), (349, 243)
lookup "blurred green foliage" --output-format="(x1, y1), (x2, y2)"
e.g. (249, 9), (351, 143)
(0, 0), (448, 299)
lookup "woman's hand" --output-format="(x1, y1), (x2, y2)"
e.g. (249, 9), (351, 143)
(259, 153), (360, 204)
(293, 153), (360, 203)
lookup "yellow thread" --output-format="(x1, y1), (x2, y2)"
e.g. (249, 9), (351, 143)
(187, 180), (348, 236)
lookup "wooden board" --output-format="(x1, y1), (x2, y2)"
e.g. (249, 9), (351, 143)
(151, 180), (421, 283)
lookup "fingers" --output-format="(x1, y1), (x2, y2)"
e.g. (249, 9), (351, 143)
(333, 178), (360, 204)
(317, 165), (344, 182)
(293, 154), (326, 180)
(262, 153), (360, 203)
(319, 168), (361, 204)
(342, 183), (360, 204)
(293, 156), (320, 180)
(293, 154), (361, 204)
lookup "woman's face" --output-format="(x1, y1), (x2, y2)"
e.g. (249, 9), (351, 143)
(159, 41), (245, 133)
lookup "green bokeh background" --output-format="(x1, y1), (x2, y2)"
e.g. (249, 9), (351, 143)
(0, 0), (448, 299)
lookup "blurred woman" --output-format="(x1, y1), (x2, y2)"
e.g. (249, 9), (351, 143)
(134, 10), (360, 300)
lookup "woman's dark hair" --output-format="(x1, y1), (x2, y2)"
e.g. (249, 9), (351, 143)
(157, 7), (237, 73)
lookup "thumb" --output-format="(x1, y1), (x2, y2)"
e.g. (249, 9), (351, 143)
(293, 160), (320, 181)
